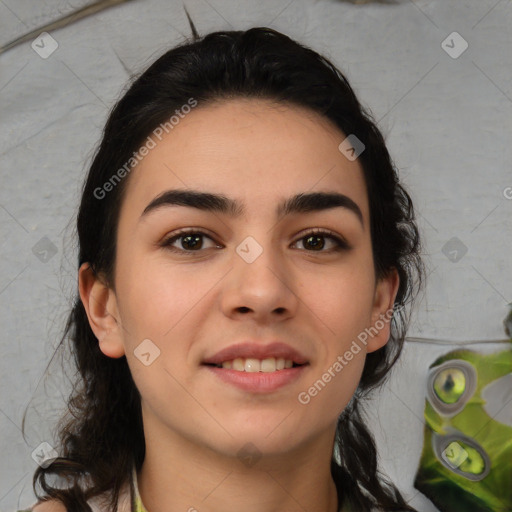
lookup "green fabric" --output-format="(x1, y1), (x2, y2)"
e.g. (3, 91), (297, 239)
(414, 346), (512, 512)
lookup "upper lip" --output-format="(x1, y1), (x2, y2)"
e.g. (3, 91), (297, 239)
(202, 342), (309, 365)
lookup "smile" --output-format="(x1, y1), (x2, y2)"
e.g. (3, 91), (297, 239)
(203, 361), (309, 393)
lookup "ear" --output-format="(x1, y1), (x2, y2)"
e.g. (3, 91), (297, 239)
(78, 262), (126, 359)
(366, 268), (400, 354)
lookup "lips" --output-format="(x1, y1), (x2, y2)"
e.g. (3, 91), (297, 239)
(202, 342), (309, 393)
(202, 341), (309, 367)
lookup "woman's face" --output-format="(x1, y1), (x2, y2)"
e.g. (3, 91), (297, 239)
(82, 98), (398, 460)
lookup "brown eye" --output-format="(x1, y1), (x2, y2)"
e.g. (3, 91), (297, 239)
(161, 230), (220, 253)
(303, 234), (326, 251)
(178, 233), (203, 250)
(293, 229), (350, 252)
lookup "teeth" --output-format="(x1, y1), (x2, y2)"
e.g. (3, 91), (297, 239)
(245, 358), (260, 372)
(220, 357), (295, 372)
(232, 358), (244, 371)
(260, 358), (276, 372)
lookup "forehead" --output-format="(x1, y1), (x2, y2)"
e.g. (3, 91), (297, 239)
(120, 98), (369, 222)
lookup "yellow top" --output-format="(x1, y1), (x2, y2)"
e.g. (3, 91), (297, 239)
(131, 465), (147, 512)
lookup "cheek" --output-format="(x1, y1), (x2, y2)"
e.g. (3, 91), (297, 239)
(295, 266), (374, 415)
(297, 344), (366, 429)
(115, 256), (213, 340)
(309, 263), (375, 340)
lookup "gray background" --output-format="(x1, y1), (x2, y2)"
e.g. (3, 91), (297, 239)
(1, 0), (511, 510)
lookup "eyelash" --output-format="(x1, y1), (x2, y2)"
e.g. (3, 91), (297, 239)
(160, 228), (350, 255)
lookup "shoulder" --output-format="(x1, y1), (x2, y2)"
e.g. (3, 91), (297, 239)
(30, 499), (68, 511)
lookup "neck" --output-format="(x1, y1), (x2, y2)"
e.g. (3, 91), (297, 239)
(137, 413), (340, 512)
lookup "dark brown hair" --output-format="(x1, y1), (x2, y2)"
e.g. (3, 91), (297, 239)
(26, 25), (424, 512)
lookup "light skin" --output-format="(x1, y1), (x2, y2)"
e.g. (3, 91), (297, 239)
(77, 98), (399, 512)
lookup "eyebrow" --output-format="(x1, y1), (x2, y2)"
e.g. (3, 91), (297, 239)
(140, 189), (364, 227)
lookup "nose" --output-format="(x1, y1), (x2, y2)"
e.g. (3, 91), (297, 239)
(220, 237), (300, 324)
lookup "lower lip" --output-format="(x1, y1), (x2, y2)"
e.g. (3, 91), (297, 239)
(203, 365), (308, 393)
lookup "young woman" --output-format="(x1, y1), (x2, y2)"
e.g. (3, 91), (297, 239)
(25, 25), (424, 512)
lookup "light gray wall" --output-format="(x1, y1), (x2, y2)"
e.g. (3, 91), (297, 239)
(1, 1), (511, 510)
